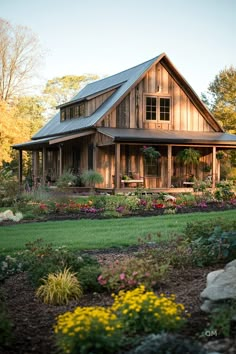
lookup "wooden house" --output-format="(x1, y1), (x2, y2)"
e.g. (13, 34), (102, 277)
(13, 53), (236, 192)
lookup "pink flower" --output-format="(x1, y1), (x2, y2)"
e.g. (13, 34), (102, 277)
(132, 271), (138, 276)
(119, 273), (126, 280)
(97, 275), (107, 285)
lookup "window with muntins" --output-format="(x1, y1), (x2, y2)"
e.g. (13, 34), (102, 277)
(145, 96), (171, 121)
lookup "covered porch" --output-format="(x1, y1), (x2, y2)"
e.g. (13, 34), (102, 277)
(13, 128), (236, 193)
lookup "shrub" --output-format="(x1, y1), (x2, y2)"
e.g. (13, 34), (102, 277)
(184, 218), (236, 243)
(54, 306), (121, 354)
(56, 171), (77, 188)
(36, 268), (83, 305)
(130, 333), (207, 354)
(0, 166), (20, 207)
(98, 255), (169, 292)
(214, 181), (234, 201)
(184, 219), (236, 266)
(21, 239), (100, 288)
(208, 300), (236, 337)
(0, 255), (23, 282)
(111, 285), (186, 335)
(77, 264), (104, 293)
(80, 169), (103, 188)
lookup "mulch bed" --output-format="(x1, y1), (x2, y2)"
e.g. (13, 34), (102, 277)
(1, 247), (236, 354)
(1, 207), (236, 353)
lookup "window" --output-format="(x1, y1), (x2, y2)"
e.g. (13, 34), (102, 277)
(145, 96), (171, 121)
(144, 159), (160, 177)
(60, 102), (86, 121)
(160, 98), (170, 121)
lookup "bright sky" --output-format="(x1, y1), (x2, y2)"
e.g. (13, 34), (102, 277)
(1, 0), (235, 96)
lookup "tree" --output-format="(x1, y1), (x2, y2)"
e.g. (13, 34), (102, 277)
(42, 74), (99, 120)
(202, 66), (236, 133)
(0, 96), (44, 167)
(0, 18), (42, 102)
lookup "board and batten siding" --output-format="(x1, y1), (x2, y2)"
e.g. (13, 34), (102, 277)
(98, 63), (214, 133)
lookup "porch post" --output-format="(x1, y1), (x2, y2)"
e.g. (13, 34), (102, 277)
(32, 151), (39, 186)
(59, 144), (63, 176)
(42, 147), (46, 185)
(212, 146), (216, 188)
(167, 145), (172, 188)
(115, 143), (121, 188)
(18, 150), (23, 185)
(93, 144), (97, 171)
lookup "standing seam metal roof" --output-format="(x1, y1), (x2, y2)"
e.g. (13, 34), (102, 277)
(33, 55), (162, 140)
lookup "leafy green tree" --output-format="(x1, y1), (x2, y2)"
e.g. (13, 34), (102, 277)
(42, 74), (99, 120)
(202, 66), (236, 133)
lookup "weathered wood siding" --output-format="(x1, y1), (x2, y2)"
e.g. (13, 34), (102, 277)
(97, 63), (214, 133)
(86, 89), (116, 117)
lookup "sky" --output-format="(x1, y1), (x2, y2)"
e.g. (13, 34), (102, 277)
(1, 0), (235, 96)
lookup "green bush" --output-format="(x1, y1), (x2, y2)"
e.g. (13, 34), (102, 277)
(21, 239), (101, 288)
(130, 333), (207, 354)
(208, 300), (236, 337)
(77, 264), (104, 293)
(184, 218), (236, 243)
(36, 268), (83, 305)
(56, 171), (77, 188)
(80, 169), (103, 187)
(184, 219), (236, 266)
(214, 181), (234, 201)
(0, 254), (23, 282)
(0, 167), (19, 207)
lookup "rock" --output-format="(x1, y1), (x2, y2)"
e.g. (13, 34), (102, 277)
(200, 262), (236, 301)
(200, 260), (236, 319)
(163, 194), (176, 202)
(206, 269), (224, 286)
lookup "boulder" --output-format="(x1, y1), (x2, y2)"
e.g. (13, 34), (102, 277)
(200, 260), (236, 318)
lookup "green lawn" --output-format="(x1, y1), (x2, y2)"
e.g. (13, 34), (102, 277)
(0, 209), (235, 254)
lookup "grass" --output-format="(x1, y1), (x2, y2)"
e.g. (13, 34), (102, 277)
(0, 209), (235, 254)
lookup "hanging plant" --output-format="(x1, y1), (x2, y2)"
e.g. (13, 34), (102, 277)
(176, 148), (201, 174)
(141, 146), (161, 160)
(216, 151), (227, 160)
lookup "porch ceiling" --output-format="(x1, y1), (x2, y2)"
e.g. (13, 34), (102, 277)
(97, 128), (236, 147)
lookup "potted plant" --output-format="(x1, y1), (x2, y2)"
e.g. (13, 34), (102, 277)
(141, 146), (161, 161)
(177, 148), (201, 175)
(80, 169), (104, 194)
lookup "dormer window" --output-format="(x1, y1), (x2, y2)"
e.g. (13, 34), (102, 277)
(145, 96), (171, 121)
(60, 102), (86, 121)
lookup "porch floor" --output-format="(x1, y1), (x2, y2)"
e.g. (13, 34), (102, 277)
(96, 187), (196, 195)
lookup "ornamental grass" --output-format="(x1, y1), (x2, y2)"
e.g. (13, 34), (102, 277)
(36, 268), (83, 305)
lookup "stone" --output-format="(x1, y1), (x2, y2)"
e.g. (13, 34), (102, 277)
(200, 262), (236, 301)
(206, 269), (224, 286)
(200, 260), (236, 319)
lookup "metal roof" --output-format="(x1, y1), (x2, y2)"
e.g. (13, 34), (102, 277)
(12, 136), (61, 150)
(98, 128), (236, 146)
(33, 54), (163, 139)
